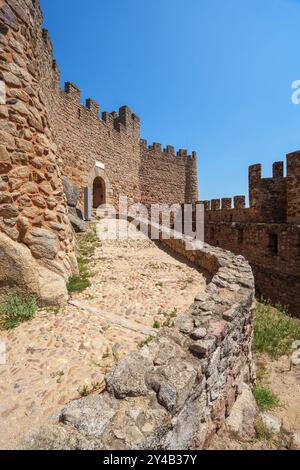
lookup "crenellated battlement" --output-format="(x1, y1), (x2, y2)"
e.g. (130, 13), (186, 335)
(60, 79), (140, 135)
(40, 19), (140, 139)
(85, 98), (99, 116)
(42, 28), (51, 48)
(248, 161), (285, 183)
(0, 0), (198, 240)
(31, 6), (195, 166)
(64, 81), (81, 98)
(199, 153), (300, 225)
(140, 139), (197, 162)
(199, 195), (246, 212)
(102, 105), (141, 136)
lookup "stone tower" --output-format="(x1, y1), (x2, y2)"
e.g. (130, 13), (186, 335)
(0, 0), (77, 304)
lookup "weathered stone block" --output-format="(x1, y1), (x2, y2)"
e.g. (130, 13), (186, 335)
(24, 228), (58, 260)
(106, 352), (152, 399)
(0, 203), (19, 218)
(189, 338), (216, 357)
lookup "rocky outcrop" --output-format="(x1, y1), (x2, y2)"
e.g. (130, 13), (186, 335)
(20, 232), (256, 450)
(61, 176), (80, 208)
(0, 232), (67, 305)
(225, 384), (259, 442)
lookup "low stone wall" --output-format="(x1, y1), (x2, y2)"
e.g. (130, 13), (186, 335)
(21, 234), (256, 450)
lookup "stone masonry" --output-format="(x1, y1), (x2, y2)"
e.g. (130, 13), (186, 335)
(0, 0), (78, 304)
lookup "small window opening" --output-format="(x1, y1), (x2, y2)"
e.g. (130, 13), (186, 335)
(238, 228), (244, 245)
(269, 233), (278, 256)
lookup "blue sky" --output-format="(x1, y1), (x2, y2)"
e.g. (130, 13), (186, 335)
(40, 0), (300, 201)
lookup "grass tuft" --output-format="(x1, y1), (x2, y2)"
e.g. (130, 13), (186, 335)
(160, 307), (178, 328)
(78, 381), (104, 397)
(139, 336), (154, 349)
(78, 384), (90, 397)
(255, 419), (270, 441)
(67, 276), (91, 293)
(0, 294), (37, 330)
(254, 301), (300, 358)
(253, 385), (280, 412)
(67, 227), (101, 293)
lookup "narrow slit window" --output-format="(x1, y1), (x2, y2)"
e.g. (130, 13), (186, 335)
(238, 228), (244, 244)
(269, 233), (278, 256)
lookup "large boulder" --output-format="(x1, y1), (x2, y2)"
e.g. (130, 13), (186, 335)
(19, 423), (96, 451)
(24, 228), (58, 260)
(61, 176), (80, 208)
(61, 176), (86, 232)
(60, 395), (117, 439)
(69, 213), (86, 233)
(0, 232), (67, 305)
(106, 352), (153, 399)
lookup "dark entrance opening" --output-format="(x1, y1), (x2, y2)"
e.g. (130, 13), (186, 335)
(93, 177), (106, 209)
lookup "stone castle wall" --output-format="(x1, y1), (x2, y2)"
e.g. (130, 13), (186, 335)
(48, 84), (198, 210)
(21, 231), (256, 450)
(31, 6), (199, 211)
(199, 154), (300, 317)
(140, 141), (198, 206)
(0, 0), (77, 304)
(50, 85), (143, 208)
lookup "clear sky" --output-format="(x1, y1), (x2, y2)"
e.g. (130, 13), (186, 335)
(40, 0), (300, 201)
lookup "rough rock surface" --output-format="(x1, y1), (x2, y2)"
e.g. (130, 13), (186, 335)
(68, 213), (86, 233)
(61, 176), (80, 208)
(291, 350), (300, 366)
(0, 236), (207, 450)
(0, 231), (67, 305)
(260, 413), (282, 435)
(61, 176), (86, 233)
(226, 384), (259, 442)
(0, 0), (78, 301)
(106, 352), (152, 399)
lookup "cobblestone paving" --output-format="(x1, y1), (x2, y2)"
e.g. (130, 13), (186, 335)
(0, 238), (207, 449)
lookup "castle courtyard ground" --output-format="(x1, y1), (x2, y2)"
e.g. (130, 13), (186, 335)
(0, 237), (207, 450)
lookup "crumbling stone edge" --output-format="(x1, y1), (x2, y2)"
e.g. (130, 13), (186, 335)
(19, 233), (256, 450)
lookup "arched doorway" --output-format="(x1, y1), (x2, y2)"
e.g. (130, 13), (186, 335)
(93, 177), (106, 209)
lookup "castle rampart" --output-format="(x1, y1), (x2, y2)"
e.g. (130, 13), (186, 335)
(39, 28), (198, 212)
